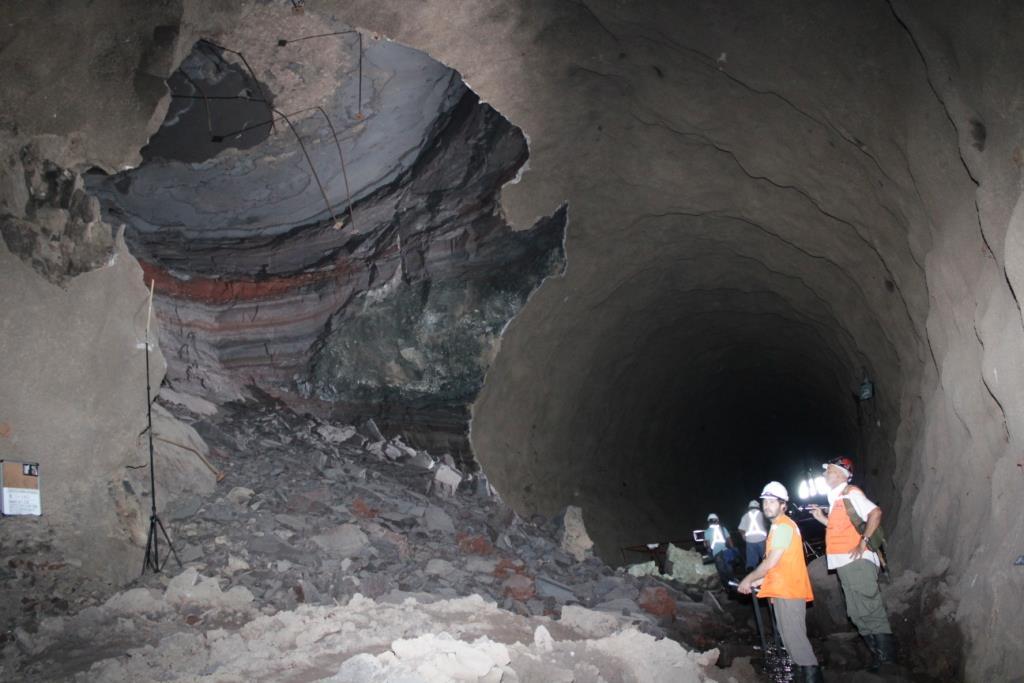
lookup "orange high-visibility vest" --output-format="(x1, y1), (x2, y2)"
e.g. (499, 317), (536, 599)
(758, 515), (813, 602)
(825, 485), (864, 555)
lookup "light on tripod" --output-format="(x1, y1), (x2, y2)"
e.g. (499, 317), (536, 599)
(141, 279), (181, 575)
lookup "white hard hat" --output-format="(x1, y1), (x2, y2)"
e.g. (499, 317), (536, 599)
(760, 481), (789, 501)
(748, 499), (760, 509)
(707, 513), (719, 522)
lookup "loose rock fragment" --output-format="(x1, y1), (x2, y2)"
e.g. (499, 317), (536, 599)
(638, 586), (677, 619)
(311, 524), (371, 557)
(433, 464), (462, 496)
(559, 506), (594, 562)
(316, 423), (357, 444)
(226, 486), (255, 506)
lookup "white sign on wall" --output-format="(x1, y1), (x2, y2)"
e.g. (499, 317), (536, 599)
(1, 461), (41, 516)
(2, 487), (41, 516)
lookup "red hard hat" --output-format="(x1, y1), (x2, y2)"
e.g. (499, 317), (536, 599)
(823, 456), (854, 478)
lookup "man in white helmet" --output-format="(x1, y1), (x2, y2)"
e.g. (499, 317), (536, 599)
(738, 481), (822, 683)
(738, 499), (768, 570)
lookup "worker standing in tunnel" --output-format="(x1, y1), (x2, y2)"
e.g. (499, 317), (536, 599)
(738, 499), (768, 570)
(809, 456), (895, 673)
(703, 513), (735, 586)
(738, 482), (822, 682)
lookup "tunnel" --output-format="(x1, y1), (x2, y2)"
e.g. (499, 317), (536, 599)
(2, 1), (1023, 680)
(472, 211), (904, 559)
(81, 17), (915, 565)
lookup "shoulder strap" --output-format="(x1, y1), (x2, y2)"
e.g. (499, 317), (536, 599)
(842, 486), (888, 567)
(842, 487), (867, 532)
(843, 497), (868, 532)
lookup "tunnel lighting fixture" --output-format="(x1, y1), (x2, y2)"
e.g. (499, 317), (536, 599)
(796, 475), (829, 500)
(859, 375), (874, 400)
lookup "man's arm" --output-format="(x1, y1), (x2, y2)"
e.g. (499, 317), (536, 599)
(847, 490), (881, 559)
(737, 548), (784, 594)
(851, 506), (882, 559)
(863, 506), (882, 538)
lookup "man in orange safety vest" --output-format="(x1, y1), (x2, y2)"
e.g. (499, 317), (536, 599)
(738, 481), (822, 683)
(809, 455), (895, 672)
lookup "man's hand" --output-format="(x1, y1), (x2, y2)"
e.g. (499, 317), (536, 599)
(808, 506), (828, 525)
(737, 576), (753, 595)
(849, 538), (867, 560)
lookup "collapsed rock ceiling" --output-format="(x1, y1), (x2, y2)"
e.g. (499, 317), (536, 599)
(88, 32), (566, 457)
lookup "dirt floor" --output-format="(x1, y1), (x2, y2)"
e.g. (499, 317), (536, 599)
(0, 398), (953, 682)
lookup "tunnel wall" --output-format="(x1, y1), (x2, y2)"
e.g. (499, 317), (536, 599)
(0, 1), (1021, 677)
(334, 1), (1024, 678)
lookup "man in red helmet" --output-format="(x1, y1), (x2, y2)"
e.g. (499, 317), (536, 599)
(809, 456), (895, 672)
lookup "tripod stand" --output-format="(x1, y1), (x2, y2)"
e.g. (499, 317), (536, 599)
(141, 280), (180, 575)
(730, 581), (794, 682)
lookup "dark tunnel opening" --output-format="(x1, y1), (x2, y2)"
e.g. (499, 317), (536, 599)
(471, 226), (898, 563)
(556, 306), (863, 562)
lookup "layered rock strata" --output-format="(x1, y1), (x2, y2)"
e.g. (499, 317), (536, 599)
(88, 34), (566, 459)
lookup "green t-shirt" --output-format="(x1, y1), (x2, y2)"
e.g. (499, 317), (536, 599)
(769, 522), (793, 551)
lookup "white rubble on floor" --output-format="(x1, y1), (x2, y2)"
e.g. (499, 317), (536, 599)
(64, 589), (724, 683)
(164, 567), (255, 611)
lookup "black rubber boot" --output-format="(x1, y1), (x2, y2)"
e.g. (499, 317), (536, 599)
(863, 634), (882, 672)
(874, 632), (897, 664)
(800, 664), (825, 682)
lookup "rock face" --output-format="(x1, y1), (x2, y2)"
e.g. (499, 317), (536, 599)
(114, 403), (218, 546)
(87, 26), (566, 459)
(0, 142), (114, 284)
(0, 232), (162, 580)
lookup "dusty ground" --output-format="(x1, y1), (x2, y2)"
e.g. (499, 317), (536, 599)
(1, 396), (945, 681)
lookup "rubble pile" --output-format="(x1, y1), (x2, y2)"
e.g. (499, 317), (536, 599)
(2, 396), (752, 681)
(19, 588), (728, 682)
(154, 398), (706, 624)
